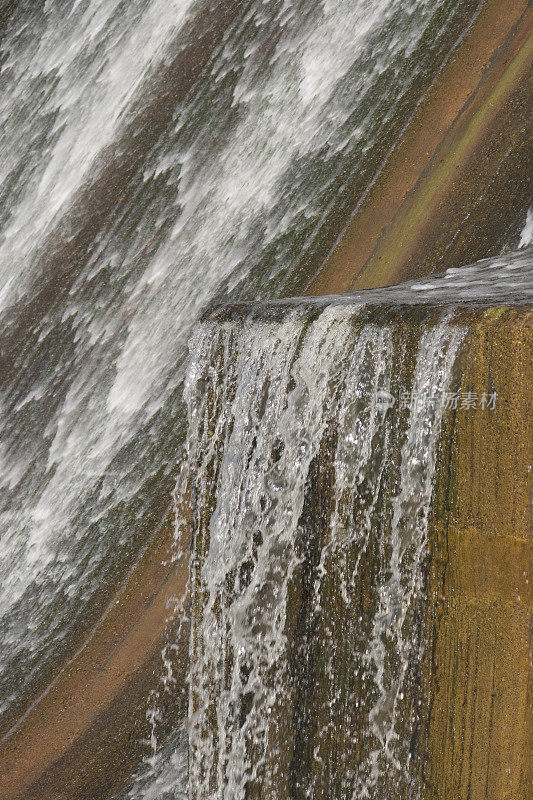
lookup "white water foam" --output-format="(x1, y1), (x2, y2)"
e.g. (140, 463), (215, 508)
(181, 303), (465, 798)
(1, 0), (464, 723)
(0, 0), (195, 306)
(519, 208), (533, 249)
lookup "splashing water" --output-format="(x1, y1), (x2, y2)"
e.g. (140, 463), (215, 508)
(0, 0), (484, 727)
(178, 293), (470, 799)
(519, 209), (533, 249)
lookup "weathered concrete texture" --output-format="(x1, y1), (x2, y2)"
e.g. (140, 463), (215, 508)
(425, 308), (532, 800)
(187, 304), (531, 800)
(295, 308), (533, 800)
(1, 2), (529, 796)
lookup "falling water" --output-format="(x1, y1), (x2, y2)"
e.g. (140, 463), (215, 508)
(175, 247), (532, 799)
(180, 307), (459, 797)
(0, 0), (486, 731)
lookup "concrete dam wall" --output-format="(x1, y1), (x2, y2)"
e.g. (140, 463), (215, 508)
(180, 254), (531, 799)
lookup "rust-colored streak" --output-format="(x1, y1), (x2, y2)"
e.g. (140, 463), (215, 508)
(307, 0), (531, 296)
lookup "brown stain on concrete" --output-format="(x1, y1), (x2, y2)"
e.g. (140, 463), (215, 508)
(425, 309), (532, 800)
(186, 307), (532, 799)
(307, 0), (531, 295)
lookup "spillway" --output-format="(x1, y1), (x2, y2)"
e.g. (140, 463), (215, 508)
(0, 2), (530, 798)
(0, 0), (489, 732)
(175, 248), (532, 799)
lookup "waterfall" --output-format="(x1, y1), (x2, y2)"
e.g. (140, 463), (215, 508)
(0, 0), (482, 726)
(178, 294), (472, 798)
(172, 245), (531, 798)
(0, 0), (530, 795)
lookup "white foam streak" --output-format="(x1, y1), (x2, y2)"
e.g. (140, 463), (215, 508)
(519, 207), (533, 249)
(0, 0), (194, 306)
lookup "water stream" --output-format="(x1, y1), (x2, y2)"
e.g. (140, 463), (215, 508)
(0, 0), (485, 728)
(1, 2), (531, 797)
(172, 248), (531, 799)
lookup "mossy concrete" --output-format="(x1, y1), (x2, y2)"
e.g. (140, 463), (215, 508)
(425, 308), (532, 800)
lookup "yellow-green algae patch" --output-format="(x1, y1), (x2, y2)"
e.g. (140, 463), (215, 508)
(424, 308), (532, 800)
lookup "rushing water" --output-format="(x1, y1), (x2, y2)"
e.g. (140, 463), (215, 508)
(179, 300), (463, 799)
(166, 247), (531, 800)
(0, 0), (487, 730)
